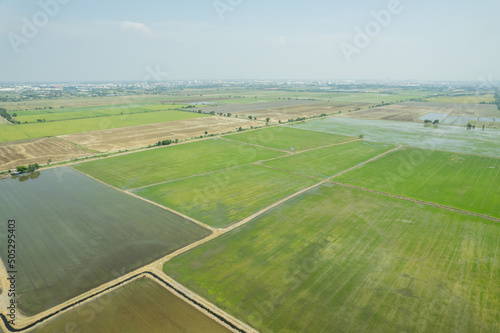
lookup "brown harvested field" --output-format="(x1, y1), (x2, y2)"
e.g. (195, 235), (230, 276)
(197, 99), (320, 117)
(59, 116), (261, 152)
(443, 102), (499, 117)
(0, 137), (93, 171)
(231, 102), (373, 122)
(342, 101), (499, 122)
(29, 276), (233, 333)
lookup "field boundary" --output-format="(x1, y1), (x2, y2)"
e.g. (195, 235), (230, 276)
(329, 144), (402, 178)
(130, 163), (252, 191)
(330, 181), (500, 223)
(219, 180), (327, 234)
(0, 165), (327, 332)
(219, 137), (293, 153)
(13, 106), (189, 124)
(70, 167), (218, 232)
(221, 134), (359, 155)
(0, 270), (252, 333)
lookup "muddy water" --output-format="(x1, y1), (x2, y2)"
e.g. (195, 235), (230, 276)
(290, 117), (500, 157)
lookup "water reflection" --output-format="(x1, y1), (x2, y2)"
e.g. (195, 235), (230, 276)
(13, 171), (41, 182)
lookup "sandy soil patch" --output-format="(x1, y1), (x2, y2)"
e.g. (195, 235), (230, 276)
(59, 116), (261, 152)
(0, 137), (92, 171)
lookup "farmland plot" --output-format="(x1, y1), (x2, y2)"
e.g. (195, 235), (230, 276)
(290, 117), (500, 157)
(0, 137), (93, 171)
(230, 102), (373, 122)
(0, 124), (29, 143)
(335, 147), (500, 218)
(342, 102), (442, 122)
(424, 94), (495, 104)
(59, 116), (261, 152)
(0, 167), (210, 316)
(223, 126), (354, 152)
(134, 164), (318, 228)
(165, 184), (500, 333)
(263, 140), (396, 178)
(342, 102), (499, 123)
(31, 277), (231, 333)
(13, 104), (186, 123)
(1, 110), (207, 142)
(74, 138), (285, 189)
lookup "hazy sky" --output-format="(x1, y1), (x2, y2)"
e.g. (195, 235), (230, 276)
(0, 0), (498, 82)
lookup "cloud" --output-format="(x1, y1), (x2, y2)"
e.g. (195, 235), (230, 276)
(120, 21), (152, 36)
(272, 36), (286, 46)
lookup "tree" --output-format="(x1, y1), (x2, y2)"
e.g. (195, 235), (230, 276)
(16, 166), (28, 173)
(359, 134), (364, 139)
(26, 163), (39, 171)
(433, 119), (439, 124)
(47, 158), (52, 165)
(265, 117), (270, 122)
(227, 113), (232, 117)
(248, 115), (253, 120)
(204, 130), (208, 135)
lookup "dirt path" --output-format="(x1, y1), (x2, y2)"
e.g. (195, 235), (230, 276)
(1, 230), (252, 333)
(71, 168), (218, 233)
(130, 164), (248, 191)
(255, 163), (324, 181)
(0, 258), (10, 318)
(2, 139), (491, 332)
(221, 180), (327, 234)
(0, 173), (327, 332)
(329, 144), (402, 179)
(220, 137), (293, 154)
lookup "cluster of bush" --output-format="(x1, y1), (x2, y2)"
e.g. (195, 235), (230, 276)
(154, 139), (178, 146)
(15, 163), (40, 174)
(0, 108), (14, 122)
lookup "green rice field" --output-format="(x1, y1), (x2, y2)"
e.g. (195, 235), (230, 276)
(0, 111), (206, 143)
(165, 184), (500, 333)
(335, 147), (500, 218)
(264, 140), (396, 178)
(12, 104), (187, 123)
(3, 110), (207, 141)
(0, 124), (30, 142)
(74, 139), (285, 189)
(134, 164), (318, 228)
(31, 277), (231, 333)
(223, 126), (355, 152)
(0, 167), (210, 316)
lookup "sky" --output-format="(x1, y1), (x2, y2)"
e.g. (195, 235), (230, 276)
(0, 0), (498, 82)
